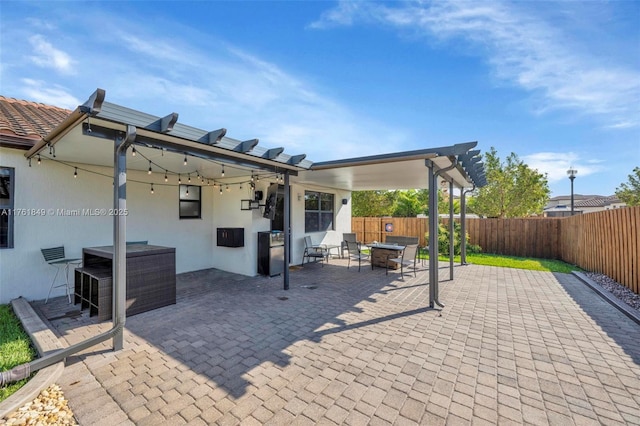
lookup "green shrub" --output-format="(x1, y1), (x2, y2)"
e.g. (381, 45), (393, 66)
(426, 221), (482, 256)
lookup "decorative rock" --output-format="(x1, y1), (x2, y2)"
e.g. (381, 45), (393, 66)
(0, 385), (77, 425)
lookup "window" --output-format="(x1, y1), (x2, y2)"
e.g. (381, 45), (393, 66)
(305, 191), (334, 233)
(0, 167), (14, 248)
(179, 185), (201, 219)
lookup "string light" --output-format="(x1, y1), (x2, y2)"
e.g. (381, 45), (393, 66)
(40, 151), (269, 194)
(186, 186), (190, 196)
(183, 155), (188, 165)
(132, 146), (137, 157)
(150, 183), (154, 194)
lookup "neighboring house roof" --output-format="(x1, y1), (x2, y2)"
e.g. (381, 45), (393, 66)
(548, 194), (597, 202)
(574, 195), (623, 208)
(0, 96), (70, 149)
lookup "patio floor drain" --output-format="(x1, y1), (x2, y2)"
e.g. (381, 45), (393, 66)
(278, 296), (289, 301)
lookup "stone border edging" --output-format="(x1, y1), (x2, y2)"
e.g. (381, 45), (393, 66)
(572, 271), (640, 326)
(0, 297), (65, 419)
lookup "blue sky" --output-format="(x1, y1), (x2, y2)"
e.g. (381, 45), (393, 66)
(1, 1), (639, 197)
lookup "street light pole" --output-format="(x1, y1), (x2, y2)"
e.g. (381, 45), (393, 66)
(567, 167), (577, 216)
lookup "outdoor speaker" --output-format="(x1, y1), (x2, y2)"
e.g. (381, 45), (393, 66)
(342, 198), (348, 205)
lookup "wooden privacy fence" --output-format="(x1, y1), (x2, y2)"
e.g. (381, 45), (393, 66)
(352, 206), (639, 294)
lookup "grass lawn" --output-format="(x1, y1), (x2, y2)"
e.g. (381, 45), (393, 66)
(0, 304), (36, 402)
(417, 251), (581, 273)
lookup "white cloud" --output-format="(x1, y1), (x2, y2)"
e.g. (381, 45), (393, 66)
(522, 151), (603, 183)
(99, 29), (403, 161)
(311, 1), (640, 129)
(21, 79), (80, 109)
(28, 35), (75, 75)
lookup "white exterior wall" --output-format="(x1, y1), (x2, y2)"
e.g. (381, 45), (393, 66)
(1, 147), (353, 303)
(0, 147), (214, 304)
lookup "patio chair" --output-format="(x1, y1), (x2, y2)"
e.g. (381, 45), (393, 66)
(386, 244), (419, 278)
(341, 233), (357, 258)
(302, 236), (328, 267)
(345, 240), (369, 272)
(41, 246), (82, 303)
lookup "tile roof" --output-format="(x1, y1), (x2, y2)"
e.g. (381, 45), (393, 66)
(574, 195), (622, 208)
(0, 96), (70, 143)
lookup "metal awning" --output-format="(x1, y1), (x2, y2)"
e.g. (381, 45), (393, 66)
(296, 144), (486, 190)
(20, 88), (487, 351)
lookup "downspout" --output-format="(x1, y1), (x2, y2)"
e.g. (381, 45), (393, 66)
(0, 125), (135, 386)
(460, 185), (475, 265)
(425, 158), (458, 309)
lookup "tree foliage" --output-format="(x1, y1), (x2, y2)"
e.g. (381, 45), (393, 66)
(351, 190), (395, 217)
(615, 167), (640, 206)
(468, 147), (550, 218)
(352, 189), (451, 217)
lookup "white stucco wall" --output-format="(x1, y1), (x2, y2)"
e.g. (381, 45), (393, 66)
(0, 147), (215, 303)
(1, 147), (353, 303)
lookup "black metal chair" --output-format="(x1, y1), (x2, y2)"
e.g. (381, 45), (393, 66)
(302, 236), (328, 267)
(41, 246), (82, 303)
(345, 240), (369, 272)
(341, 233), (357, 258)
(386, 244), (419, 278)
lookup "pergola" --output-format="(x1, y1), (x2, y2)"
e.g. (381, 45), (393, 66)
(17, 88), (485, 370)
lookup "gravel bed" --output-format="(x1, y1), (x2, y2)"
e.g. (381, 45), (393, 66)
(0, 385), (77, 425)
(585, 272), (640, 311)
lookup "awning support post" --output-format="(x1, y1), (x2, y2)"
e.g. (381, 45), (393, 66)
(113, 125), (136, 350)
(449, 180), (454, 280)
(425, 160), (442, 309)
(460, 185), (475, 265)
(283, 171), (290, 291)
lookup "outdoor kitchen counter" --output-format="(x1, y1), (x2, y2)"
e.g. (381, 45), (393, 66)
(78, 244), (176, 320)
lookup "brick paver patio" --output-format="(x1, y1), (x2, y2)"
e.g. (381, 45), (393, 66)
(33, 260), (640, 425)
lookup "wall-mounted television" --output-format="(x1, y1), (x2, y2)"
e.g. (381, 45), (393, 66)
(262, 184), (279, 220)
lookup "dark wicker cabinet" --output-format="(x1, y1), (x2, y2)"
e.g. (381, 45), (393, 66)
(74, 244), (176, 320)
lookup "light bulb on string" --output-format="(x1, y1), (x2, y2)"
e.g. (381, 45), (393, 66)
(178, 174), (182, 184)
(150, 184), (154, 194)
(183, 155), (188, 166)
(186, 186), (189, 196)
(226, 185), (230, 192)
(188, 174), (191, 183)
(148, 161), (152, 175)
(219, 187), (223, 195)
(132, 146), (137, 157)
(37, 155), (41, 165)
(74, 167), (78, 178)
(164, 171), (168, 182)
(221, 165), (225, 177)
